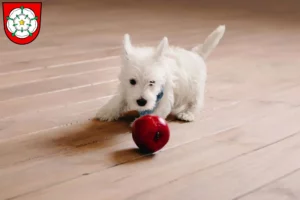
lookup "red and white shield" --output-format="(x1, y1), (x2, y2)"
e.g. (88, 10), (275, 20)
(2, 2), (42, 45)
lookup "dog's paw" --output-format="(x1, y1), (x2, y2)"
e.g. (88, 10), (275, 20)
(95, 109), (118, 122)
(176, 112), (195, 122)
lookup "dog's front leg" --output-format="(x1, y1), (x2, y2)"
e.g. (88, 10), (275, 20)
(153, 88), (174, 119)
(95, 94), (125, 121)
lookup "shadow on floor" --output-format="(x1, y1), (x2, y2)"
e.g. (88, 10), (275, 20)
(111, 147), (156, 165)
(51, 111), (177, 165)
(52, 118), (132, 153)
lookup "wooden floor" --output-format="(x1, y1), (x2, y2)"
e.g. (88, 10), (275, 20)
(1, 0), (300, 199)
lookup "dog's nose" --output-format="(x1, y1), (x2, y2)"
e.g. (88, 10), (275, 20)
(136, 98), (147, 107)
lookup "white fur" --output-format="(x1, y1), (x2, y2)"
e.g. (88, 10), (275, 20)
(96, 25), (226, 123)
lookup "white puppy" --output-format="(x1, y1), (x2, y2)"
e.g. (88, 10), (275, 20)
(96, 25), (226, 124)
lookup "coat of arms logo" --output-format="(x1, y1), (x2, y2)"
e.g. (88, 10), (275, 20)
(2, 2), (42, 45)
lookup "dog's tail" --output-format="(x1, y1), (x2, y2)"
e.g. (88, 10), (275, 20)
(192, 25), (226, 59)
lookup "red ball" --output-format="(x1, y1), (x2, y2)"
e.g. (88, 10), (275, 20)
(132, 115), (170, 153)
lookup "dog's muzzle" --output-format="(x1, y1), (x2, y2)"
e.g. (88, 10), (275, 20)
(138, 88), (164, 116)
(136, 98), (147, 107)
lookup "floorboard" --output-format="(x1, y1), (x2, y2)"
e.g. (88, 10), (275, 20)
(0, 0), (300, 199)
(238, 169), (300, 200)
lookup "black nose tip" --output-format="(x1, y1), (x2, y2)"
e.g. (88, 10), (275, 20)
(136, 98), (147, 107)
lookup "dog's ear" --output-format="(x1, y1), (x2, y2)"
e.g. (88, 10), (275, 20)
(155, 37), (169, 59)
(123, 34), (132, 59)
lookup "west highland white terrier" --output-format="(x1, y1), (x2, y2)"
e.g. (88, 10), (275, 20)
(96, 25), (226, 125)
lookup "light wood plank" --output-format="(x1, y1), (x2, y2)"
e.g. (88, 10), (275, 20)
(0, 81), (117, 119)
(0, 29), (210, 65)
(1, 0), (300, 199)
(237, 169), (300, 200)
(126, 132), (300, 200)
(0, 68), (119, 101)
(0, 30), (213, 72)
(0, 100), (277, 199)
(1, 82), (299, 199)
(0, 57), (120, 86)
(5, 100), (300, 200)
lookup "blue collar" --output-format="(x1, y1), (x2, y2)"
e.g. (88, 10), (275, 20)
(138, 89), (164, 116)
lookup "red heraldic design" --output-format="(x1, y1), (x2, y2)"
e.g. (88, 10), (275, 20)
(2, 2), (42, 45)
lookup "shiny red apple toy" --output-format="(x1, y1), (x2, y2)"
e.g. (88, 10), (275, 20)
(132, 115), (170, 153)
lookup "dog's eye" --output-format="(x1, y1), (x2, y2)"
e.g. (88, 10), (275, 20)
(149, 80), (155, 86)
(130, 79), (136, 85)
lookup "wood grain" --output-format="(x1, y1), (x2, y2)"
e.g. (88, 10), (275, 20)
(237, 169), (300, 200)
(1, 0), (300, 199)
